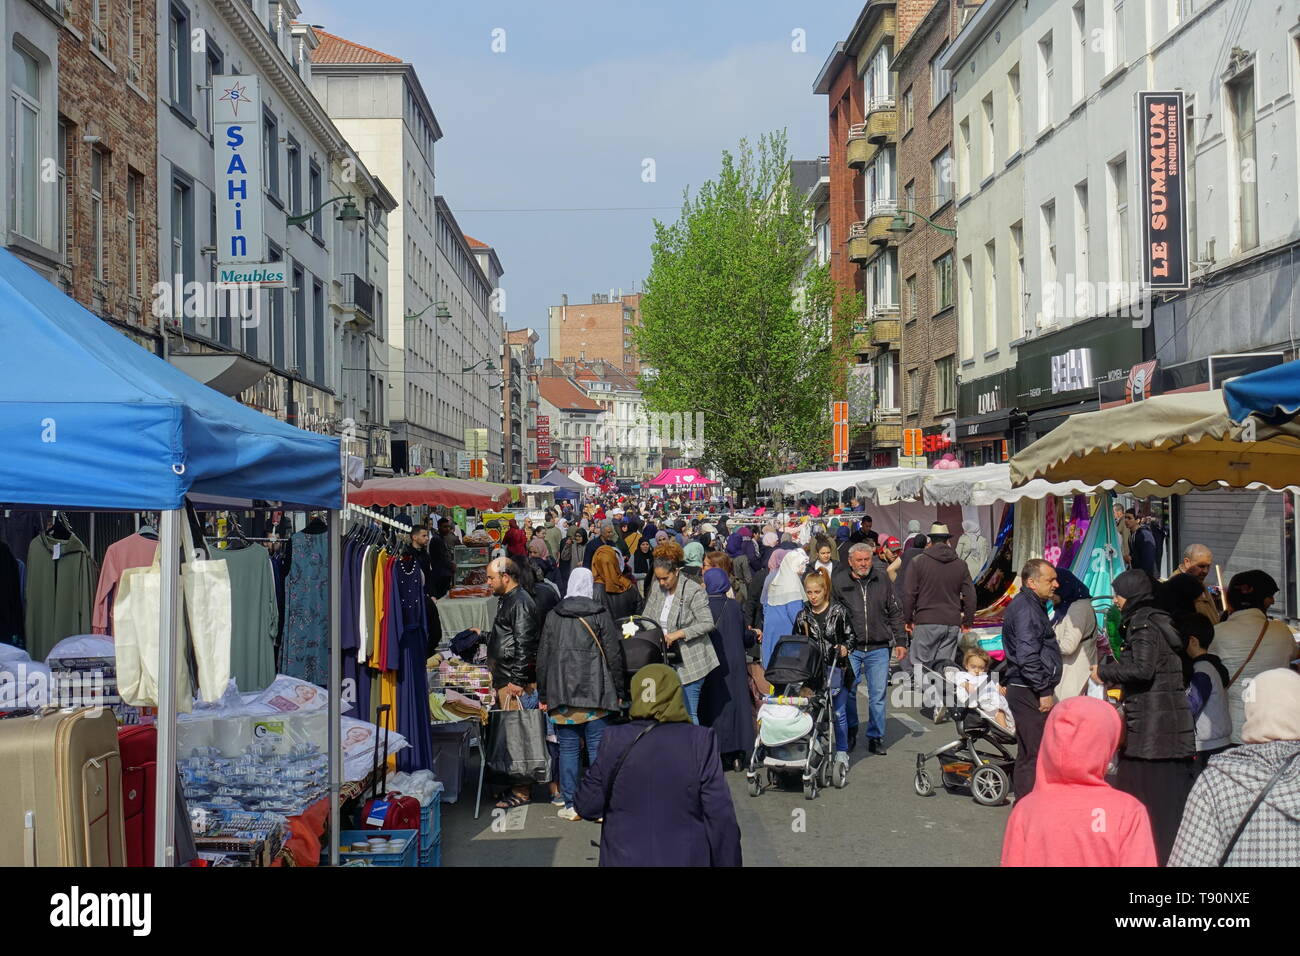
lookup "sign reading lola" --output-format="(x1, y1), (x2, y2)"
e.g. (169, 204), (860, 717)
(213, 75), (282, 286)
(1136, 91), (1189, 291)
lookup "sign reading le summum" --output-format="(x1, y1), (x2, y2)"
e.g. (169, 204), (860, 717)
(214, 75), (282, 287)
(1136, 90), (1189, 291)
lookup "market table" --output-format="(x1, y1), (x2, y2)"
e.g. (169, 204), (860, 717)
(437, 595), (499, 636)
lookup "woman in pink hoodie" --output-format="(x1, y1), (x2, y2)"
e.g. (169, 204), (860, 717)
(1002, 696), (1157, 866)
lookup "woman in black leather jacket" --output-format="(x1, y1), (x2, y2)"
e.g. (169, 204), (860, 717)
(792, 568), (855, 769)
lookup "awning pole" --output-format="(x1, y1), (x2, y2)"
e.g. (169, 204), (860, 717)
(328, 468), (344, 866)
(153, 508), (183, 867)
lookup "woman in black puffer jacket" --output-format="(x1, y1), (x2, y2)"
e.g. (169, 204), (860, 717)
(792, 568), (856, 770)
(1094, 569), (1196, 865)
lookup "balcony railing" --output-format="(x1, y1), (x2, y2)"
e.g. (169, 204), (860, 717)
(847, 123), (871, 169)
(867, 94), (896, 113)
(341, 273), (374, 323)
(847, 221), (873, 262)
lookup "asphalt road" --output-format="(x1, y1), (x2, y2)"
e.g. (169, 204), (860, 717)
(440, 681), (1013, 867)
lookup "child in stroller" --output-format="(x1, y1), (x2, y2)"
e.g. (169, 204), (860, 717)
(953, 647), (1014, 731)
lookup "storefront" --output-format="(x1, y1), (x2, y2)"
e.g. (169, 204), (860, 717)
(956, 369), (1014, 466)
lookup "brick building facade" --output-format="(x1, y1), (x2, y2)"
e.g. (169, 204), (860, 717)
(547, 291), (642, 376)
(57, 0), (158, 348)
(894, 0), (969, 460)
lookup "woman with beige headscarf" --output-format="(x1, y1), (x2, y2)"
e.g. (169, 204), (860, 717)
(1169, 669), (1300, 866)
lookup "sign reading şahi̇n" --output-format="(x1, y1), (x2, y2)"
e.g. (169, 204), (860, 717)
(1136, 91), (1189, 291)
(214, 76), (266, 266)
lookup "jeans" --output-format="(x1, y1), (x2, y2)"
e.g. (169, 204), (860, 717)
(555, 717), (608, 808)
(845, 647), (890, 741)
(682, 678), (705, 725)
(830, 667), (850, 753)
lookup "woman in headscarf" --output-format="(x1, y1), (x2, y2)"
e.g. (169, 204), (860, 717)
(736, 526), (762, 573)
(632, 536), (655, 593)
(503, 518), (528, 560)
(758, 530), (779, 570)
(1170, 669), (1300, 866)
(699, 567), (759, 770)
(1001, 696), (1158, 866)
(559, 526), (587, 590)
(593, 544), (642, 620)
(956, 520), (990, 579)
(1051, 566), (1098, 700)
(537, 568), (627, 821)
(527, 536), (560, 589)
(622, 519), (642, 556)
(682, 541), (706, 584)
(834, 522), (853, 564)
(897, 534), (927, 590)
(902, 519), (922, 549)
(760, 549), (810, 669)
(719, 537), (755, 603)
(574, 664), (742, 866)
(1093, 569), (1196, 865)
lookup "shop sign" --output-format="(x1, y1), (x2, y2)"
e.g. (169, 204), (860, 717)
(1136, 91), (1189, 291)
(213, 75), (266, 265)
(1015, 316), (1142, 410)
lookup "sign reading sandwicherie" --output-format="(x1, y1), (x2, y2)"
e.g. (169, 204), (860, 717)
(1136, 91), (1189, 291)
(213, 75), (284, 288)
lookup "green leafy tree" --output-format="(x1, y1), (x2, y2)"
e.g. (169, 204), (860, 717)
(636, 132), (857, 497)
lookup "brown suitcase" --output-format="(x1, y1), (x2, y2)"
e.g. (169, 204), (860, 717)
(0, 708), (127, 866)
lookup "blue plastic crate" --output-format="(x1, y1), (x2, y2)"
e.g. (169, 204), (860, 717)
(419, 838), (441, 868)
(337, 830), (418, 867)
(419, 791), (442, 850)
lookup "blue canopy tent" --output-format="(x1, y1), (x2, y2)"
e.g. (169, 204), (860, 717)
(1224, 358), (1300, 425)
(537, 468), (587, 501)
(0, 249), (344, 864)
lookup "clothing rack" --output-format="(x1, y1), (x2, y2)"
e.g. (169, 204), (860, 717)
(345, 502), (410, 531)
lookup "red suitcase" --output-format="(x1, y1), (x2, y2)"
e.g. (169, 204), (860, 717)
(117, 725), (157, 868)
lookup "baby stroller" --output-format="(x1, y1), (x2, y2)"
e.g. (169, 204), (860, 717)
(746, 632), (844, 800)
(913, 661), (1017, 807)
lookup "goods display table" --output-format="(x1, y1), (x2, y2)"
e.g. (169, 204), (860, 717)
(437, 595), (499, 636)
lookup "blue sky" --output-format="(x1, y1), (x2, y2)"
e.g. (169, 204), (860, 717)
(307, 0), (866, 356)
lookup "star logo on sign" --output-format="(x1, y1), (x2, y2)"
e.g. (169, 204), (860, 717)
(219, 80), (252, 116)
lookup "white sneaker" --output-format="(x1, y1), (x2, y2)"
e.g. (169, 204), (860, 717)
(557, 807), (581, 821)
(834, 751), (849, 767)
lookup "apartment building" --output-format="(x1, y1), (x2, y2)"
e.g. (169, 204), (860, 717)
(547, 290), (643, 376)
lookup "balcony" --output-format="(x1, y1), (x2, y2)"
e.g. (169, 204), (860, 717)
(340, 273), (375, 329)
(870, 314), (901, 346)
(847, 123), (872, 169)
(865, 98), (898, 145)
(872, 408), (903, 446)
(866, 199), (899, 245)
(847, 221), (874, 263)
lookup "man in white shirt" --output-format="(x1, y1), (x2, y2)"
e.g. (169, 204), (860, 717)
(1213, 570), (1298, 743)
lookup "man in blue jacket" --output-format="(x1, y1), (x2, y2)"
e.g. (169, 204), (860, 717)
(1001, 558), (1063, 797)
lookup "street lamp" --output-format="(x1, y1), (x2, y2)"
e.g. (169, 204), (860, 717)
(287, 195), (363, 228)
(405, 300), (453, 322)
(888, 209), (956, 237)
(462, 359), (497, 374)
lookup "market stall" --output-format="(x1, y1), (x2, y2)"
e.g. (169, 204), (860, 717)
(0, 247), (349, 867)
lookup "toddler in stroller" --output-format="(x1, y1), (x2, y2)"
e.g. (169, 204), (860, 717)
(745, 632), (844, 800)
(953, 647), (1014, 730)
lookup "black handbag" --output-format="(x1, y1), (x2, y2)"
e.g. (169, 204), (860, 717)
(485, 697), (553, 784)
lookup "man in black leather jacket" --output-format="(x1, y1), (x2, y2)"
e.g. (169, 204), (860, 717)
(832, 544), (905, 755)
(480, 557), (541, 696)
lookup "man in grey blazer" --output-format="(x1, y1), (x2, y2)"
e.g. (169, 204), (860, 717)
(643, 554), (719, 723)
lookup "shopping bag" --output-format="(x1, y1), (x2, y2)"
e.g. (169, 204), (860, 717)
(113, 550), (193, 712)
(180, 518), (232, 703)
(485, 699), (552, 784)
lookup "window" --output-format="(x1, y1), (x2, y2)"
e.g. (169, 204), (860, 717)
(902, 86), (913, 132)
(286, 137), (301, 217)
(983, 240), (996, 346)
(1007, 64), (1021, 154)
(90, 149), (106, 282)
(1071, 2), (1085, 102)
(905, 274), (917, 322)
(168, 4), (191, 113)
(9, 43), (41, 241)
(1105, 0), (1126, 73)
(1228, 71), (1258, 252)
(268, 243), (284, 366)
(961, 254), (974, 347)
(932, 147), (954, 209)
(874, 350), (900, 412)
(933, 252), (954, 312)
(262, 112), (279, 197)
(91, 0), (110, 55)
(931, 47), (951, 107)
(1107, 157), (1131, 282)
(1004, 223), (1023, 341)
(203, 45), (223, 135)
(1074, 180), (1089, 291)
(936, 356), (956, 412)
(1041, 200), (1058, 322)
(1037, 33), (1054, 130)
(57, 119), (70, 259)
(309, 162), (322, 235)
(127, 0), (142, 82)
(907, 367), (920, 414)
(981, 94), (995, 178)
(869, 248), (897, 311)
(957, 118), (971, 195)
(904, 180), (915, 225)
(292, 264), (306, 373)
(170, 176), (194, 324)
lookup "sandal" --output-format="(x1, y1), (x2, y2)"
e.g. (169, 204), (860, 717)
(494, 791), (530, 810)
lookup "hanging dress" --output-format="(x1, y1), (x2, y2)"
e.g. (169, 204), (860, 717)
(282, 530), (330, 687)
(390, 555), (433, 772)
